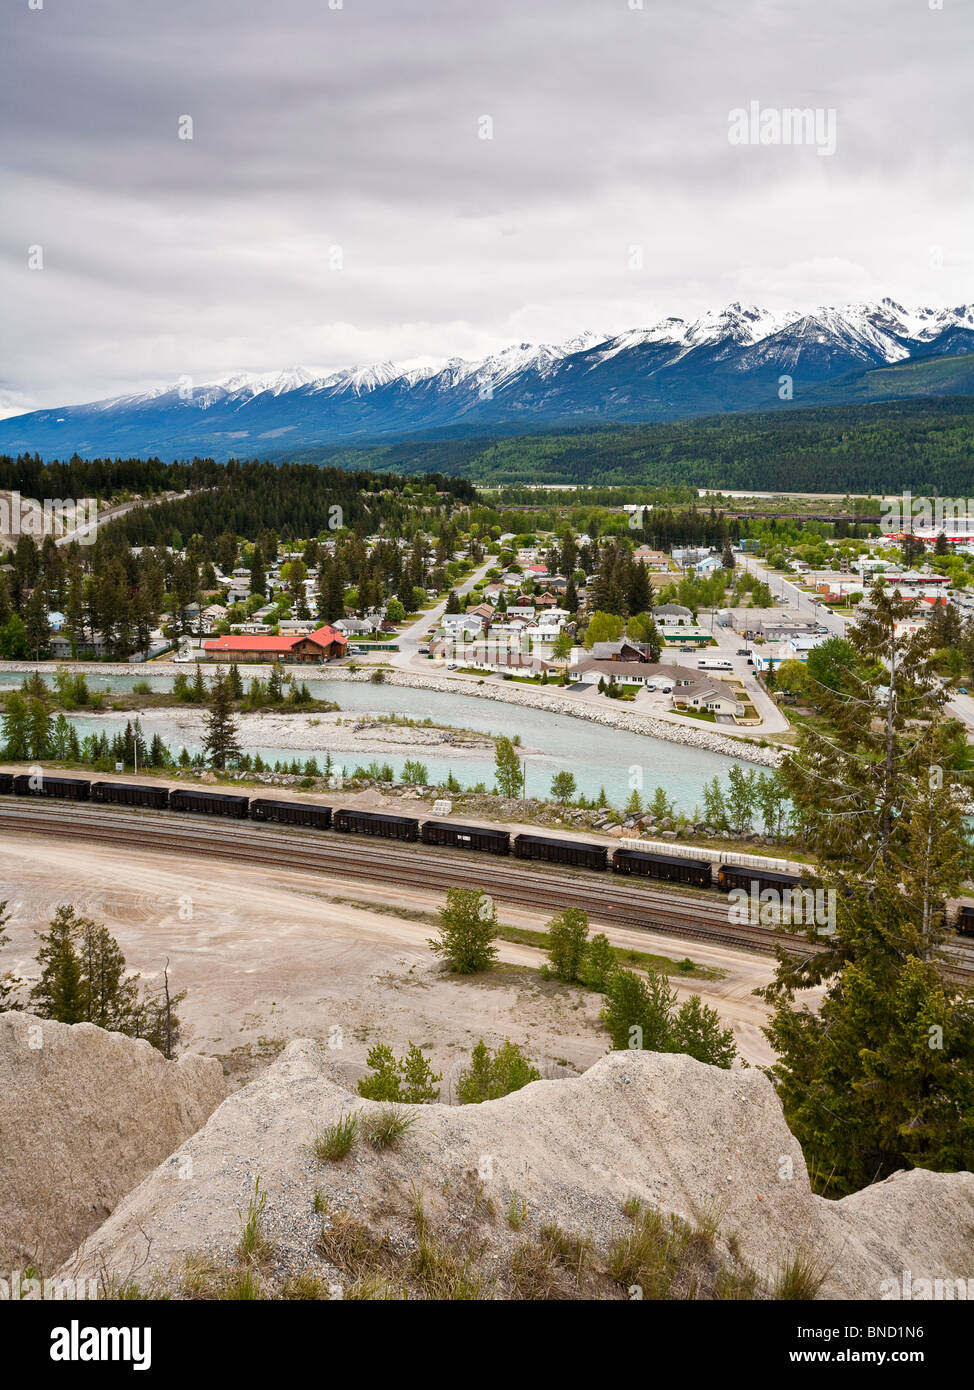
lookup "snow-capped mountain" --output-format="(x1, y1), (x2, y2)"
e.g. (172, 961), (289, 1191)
(3, 299), (974, 459)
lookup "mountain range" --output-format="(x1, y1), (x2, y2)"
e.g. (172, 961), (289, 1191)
(3, 298), (974, 460)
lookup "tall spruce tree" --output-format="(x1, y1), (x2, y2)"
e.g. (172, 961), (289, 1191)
(30, 905), (85, 1023)
(203, 667), (242, 770)
(764, 583), (974, 1191)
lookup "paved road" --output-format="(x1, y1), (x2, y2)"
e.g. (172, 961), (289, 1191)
(738, 554), (850, 638)
(54, 490), (193, 547)
(740, 556), (974, 738)
(387, 558), (495, 670)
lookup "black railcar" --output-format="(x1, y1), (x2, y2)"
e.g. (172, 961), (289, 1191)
(168, 787), (249, 818)
(717, 864), (803, 896)
(12, 774), (90, 801)
(333, 808), (419, 841)
(421, 820), (510, 854)
(91, 781), (170, 810)
(957, 905), (974, 938)
(0, 773), (13, 794)
(250, 798), (332, 830)
(513, 833), (607, 871)
(612, 848), (712, 888)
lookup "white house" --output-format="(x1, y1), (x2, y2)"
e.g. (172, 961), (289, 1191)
(654, 604), (694, 626)
(673, 678), (744, 718)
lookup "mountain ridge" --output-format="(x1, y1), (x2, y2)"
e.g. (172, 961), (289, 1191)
(4, 298), (974, 460)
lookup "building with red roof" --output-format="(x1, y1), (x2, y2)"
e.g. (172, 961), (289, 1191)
(203, 625), (347, 663)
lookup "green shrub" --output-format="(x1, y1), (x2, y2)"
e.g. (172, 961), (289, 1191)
(456, 1039), (541, 1104)
(357, 1043), (441, 1104)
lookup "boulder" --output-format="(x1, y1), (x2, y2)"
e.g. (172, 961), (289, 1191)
(0, 1011), (226, 1270)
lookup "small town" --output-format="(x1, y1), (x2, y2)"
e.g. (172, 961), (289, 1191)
(1, 0), (971, 1355)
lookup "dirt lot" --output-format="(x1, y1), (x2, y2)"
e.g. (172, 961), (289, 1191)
(0, 832), (788, 1088)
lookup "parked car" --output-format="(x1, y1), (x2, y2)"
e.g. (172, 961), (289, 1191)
(736, 648), (750, 656)
(348, 645), (365, 654)
(446, 662), (458, 670)
(173, 651), (195, 664)
(646, 681), (674, 693)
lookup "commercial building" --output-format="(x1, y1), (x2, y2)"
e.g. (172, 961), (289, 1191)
(203, 625), (347, 663)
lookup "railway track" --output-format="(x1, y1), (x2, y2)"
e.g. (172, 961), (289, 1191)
(2, 801), (972, 983)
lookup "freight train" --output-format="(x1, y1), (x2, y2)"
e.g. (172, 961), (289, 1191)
(4, 771), (971, 932)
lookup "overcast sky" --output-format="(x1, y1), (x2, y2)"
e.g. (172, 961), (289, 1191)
(1, 0), (972, 415)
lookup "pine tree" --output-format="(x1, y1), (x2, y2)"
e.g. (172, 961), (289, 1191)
(764, 587), (974, 1189)
(1, 693), (31, 759)
(782, 583), (944, 877)
(357, 1042), (442, 1103)
(23, 585), (50, 659)
(190, 663), (207, 702)
(456, 1039), (541, 1103)
(249, 548), (266, 598)
(764, 863), (974, 1193)
(78, 919), (141, 1032)
(226, 662), (244, 700)
(203, 668), (242, 770)
(30, 905), (85, 1023)
(397, 1043), (442, 1103)
(602, 968), (674, 1052)
(27, 697), (50, 760)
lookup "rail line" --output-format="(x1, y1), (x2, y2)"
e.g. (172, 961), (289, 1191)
(2, 801), (972, 982)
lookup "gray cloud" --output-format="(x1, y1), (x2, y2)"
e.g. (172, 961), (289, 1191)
(1, 0), (972, 413)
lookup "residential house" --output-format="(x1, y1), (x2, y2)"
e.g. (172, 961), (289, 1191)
(694, 554), (723, 576)
(589, 639), (652, 663)
(654, 604), (694, 627)
(673, 678), (744, 718)
(568, 658), (699, 687)
(466, 604), (496, 623)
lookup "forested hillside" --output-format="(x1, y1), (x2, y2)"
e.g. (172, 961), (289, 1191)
(296, 396), (974, 490)
(5, 394), (974, 495)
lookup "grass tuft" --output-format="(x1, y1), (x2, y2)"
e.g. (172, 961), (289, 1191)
(360, 1106), (417, 1151)
(311, 1112), (359, 1162)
